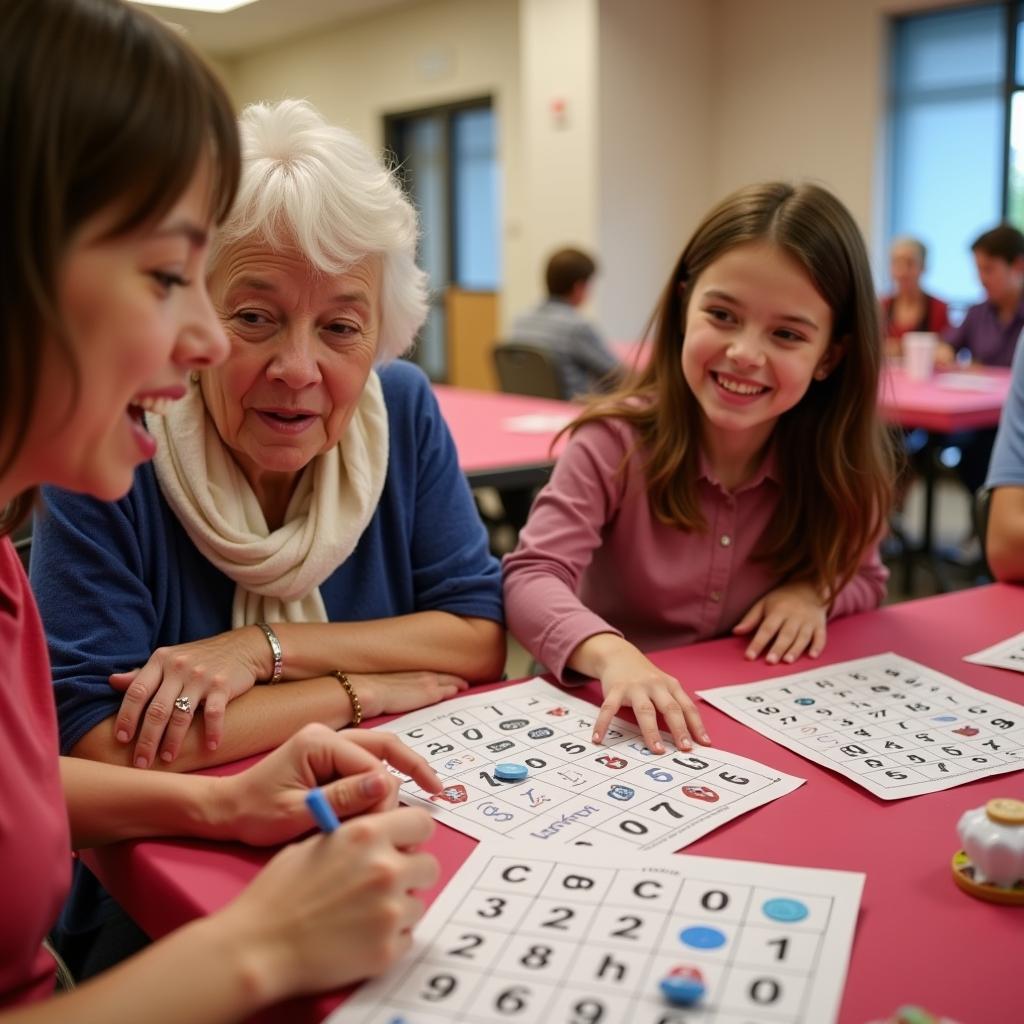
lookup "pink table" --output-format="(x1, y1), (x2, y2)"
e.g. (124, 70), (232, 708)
(879, 366), (1010, 434)
(432, 385), (575, 491)
(880, 367), (1010, 591)
(83, 584), (1024, 1024)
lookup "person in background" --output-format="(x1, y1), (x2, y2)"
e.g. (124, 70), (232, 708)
(1, 0), (440, 1017)
(937, 224), (1024, 518)
(504, 183), (894, 755)
(506, 247), (623, 399)
(880, 236), (950, 357)
(983, 336), (1024, 581)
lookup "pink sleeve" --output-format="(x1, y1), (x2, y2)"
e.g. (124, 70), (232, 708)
(502, 421), (629, 680)
(827, 539), (889, 619)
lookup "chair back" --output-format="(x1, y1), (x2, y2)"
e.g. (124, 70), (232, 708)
(492, 342), (566, 400)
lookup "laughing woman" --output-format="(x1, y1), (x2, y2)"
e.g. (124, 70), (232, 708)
(33, 99), (505, 775)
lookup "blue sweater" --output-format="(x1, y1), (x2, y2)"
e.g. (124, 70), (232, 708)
(33, 360), (504, 755)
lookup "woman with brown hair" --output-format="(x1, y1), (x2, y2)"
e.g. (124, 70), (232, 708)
(0, 0), (440, 1017)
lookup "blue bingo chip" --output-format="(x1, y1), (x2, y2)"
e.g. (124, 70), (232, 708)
(494, 763), (528, 781)
(659, 975), (706, 1006)
(762, 897), (809, 922)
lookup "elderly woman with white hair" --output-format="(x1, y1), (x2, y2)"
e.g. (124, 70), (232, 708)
(33, 99), (505, 778)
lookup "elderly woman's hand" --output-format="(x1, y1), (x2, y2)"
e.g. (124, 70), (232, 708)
(210, 723), (442, 846)
(109, 627), (270, 768)
(349, 670), (470, 720)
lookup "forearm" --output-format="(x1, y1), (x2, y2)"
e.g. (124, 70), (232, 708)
(567, 632), (636, 680)
(72, 675), (356, 773)
(272, 612), (505, 682)
(987, 487), (1024, 582)
(1, 915), (270, 1024)
(59, 755), (223, 847)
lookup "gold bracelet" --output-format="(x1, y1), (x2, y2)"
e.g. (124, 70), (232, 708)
(333, 671), (362, 727)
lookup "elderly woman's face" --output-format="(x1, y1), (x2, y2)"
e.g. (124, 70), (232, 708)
(203, 239), (381, 488)
(890, 242), (923, 293)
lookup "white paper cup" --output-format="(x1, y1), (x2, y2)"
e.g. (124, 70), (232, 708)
(904, 331), (938, 381)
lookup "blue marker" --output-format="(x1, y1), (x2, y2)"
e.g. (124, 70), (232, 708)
(305, 787), (340, 833)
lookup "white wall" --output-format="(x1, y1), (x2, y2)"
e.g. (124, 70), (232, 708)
(202, 0), (972, 350)
(596, 0), (713, 340)
(710, 0), (970, 274)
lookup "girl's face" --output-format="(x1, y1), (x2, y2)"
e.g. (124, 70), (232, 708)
(25, 164), (228, 501)
(681, 240), (838, 461)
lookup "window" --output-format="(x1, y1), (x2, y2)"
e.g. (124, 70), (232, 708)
(886, 4), (1007, 310)
(385, 100), (499, 381)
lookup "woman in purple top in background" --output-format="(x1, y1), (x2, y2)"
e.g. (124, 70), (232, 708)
(504, 183), (895, 756)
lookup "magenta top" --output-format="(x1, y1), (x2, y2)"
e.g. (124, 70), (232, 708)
(502, 417), (888, 679)
(0, 538), (71, 1007)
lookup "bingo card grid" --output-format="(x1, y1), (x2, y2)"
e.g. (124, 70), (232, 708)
(697, 652), (1024, 800)
(964, 629), (1024, 674)
(378, 678), (804, 852)
(327, 841), (864, 1024)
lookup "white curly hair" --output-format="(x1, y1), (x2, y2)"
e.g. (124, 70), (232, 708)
(210, 99), (428, 362)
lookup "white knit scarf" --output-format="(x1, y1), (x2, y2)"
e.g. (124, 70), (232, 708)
(149, 371), (388, 627)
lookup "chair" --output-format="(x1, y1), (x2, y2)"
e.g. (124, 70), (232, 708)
(492, 342), (567, 400)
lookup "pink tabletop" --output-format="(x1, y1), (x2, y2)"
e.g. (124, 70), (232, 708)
(432, 385), (575, 479)
(877, 366), (1008, 434)
(84, 584), (1024, 1024)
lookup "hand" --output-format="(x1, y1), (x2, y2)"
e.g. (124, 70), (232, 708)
(211, 723), (443, 846)
(732, 581), (827, 664)
(110, 626), (269, 768)
(350, 670), (470, 721)
(934, 341), (957, 369)
(580, 637), (708, 754)
(218, 806), (439, 1001)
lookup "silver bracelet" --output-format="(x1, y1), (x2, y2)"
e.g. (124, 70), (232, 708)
(255, 621), (283, 684)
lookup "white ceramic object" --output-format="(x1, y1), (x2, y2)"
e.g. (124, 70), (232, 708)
(957, 798), (1024, 887)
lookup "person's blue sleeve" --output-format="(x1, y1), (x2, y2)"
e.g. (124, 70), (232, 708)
(388, 362), (504, 624)
(31, 486), (160, 753)
(985, 336), (1024, 489)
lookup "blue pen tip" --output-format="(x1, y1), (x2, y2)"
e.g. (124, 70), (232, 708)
(305, 787), (341, 833)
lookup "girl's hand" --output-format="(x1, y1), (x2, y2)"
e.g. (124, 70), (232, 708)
(218, 805), (439, 1001)
(110, 627), (270, 768)
(586, 640), (709, 754)
(733, 582), (827, 664)
(211, 723), (443, 847)
(351, 670), (470, 720)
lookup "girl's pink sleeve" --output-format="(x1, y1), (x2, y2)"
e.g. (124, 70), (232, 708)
(502, 421), (627, 680)
(828, 539), (889, 619)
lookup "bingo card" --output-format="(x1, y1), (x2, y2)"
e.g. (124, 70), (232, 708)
(377, 678), (803, 852)
(964, 630), (1024, 674)
(698, 652), (1024, 800)
(327, 840), (864, 1024)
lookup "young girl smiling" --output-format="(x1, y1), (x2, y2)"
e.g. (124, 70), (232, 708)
(504, 182), (895, 756)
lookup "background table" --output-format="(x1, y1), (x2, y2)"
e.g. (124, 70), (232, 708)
(879, 366), (1010, 592)
(84, 583), (1024, 1024)
(433, 385), (575, 491)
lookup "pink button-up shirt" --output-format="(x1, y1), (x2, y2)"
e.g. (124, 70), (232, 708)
(502, 417), (887, 680)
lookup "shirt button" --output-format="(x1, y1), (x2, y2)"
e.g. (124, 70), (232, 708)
(710, 590), (721, 602)
(720, 534), (732, 547)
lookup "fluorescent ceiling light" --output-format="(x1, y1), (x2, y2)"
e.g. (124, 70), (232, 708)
(131, 0), (259, 12)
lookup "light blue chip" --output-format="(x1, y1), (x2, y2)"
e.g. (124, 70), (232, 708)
(494, 762), (528, 781)
(659, 975), (705, 1005)
(762, 897), (809, 922)
(679, 925), (726, 949)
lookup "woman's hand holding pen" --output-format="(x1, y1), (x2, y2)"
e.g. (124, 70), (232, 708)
(206, 723), (442, 847)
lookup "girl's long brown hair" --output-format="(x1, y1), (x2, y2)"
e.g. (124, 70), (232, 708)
(0, 0), (241, 536)
(566, 182), (896, 599)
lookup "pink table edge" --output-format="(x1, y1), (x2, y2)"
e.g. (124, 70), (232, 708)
(83, 584), (1024, 1024)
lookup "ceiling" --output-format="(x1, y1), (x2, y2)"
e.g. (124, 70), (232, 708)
(137, 0), (420, 57)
